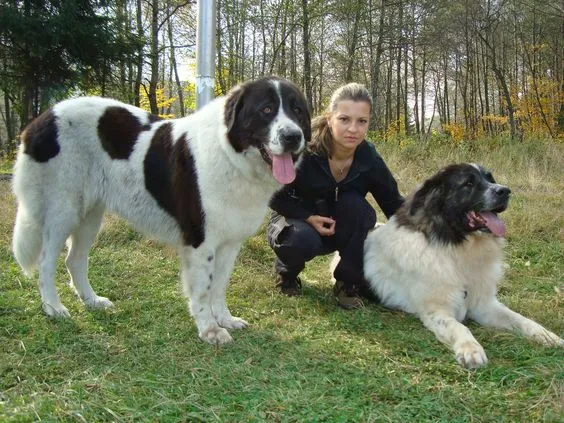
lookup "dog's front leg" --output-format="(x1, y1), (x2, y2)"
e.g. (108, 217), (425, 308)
(469, 299), (563, 347)
(209, 242), (249, 330)
(179, 245), (233, 345)
(420, 309), (488, 368)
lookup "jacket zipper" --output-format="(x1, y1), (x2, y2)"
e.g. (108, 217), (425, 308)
(334, 186), (339, 202)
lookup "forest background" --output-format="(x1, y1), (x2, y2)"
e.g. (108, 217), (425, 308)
(1, 2), (563, 420)
(0, 0), (563, 153)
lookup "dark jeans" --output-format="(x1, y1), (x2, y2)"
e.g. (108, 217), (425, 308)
(267, 191), (376, 291)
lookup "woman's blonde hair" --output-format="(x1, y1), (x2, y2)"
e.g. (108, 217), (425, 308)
(309, 83), (373, 157)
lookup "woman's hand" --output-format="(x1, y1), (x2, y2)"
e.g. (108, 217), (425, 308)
(306, 215), (336, 236)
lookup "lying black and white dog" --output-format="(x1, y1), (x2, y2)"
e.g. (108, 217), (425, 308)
(12, 76), (310, 345)
(360, 164), (562, 368)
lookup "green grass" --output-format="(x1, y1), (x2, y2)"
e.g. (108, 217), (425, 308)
(1, 139), (563, 422)
(0, 155), (14, 174)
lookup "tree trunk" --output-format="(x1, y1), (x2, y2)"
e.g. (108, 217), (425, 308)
(317, 14), (326, 114)
(117, 0), (127, 100)
(412, 43), (419, 134)
(345, 0), (363, 82)
(477, 30), (518, 141)
(519, 30), (555, 138)
(302, 0), (313, 110)
(482, 37), (491, 134)
(395, 2), (402, 134)
(420, 50), (426, 135)
(403, 43), (409, 135)
(462, 7), (471, 136)
(370, 0), (386, 131)
(167, 1), (185, 117)
(217, 0), (226, 93)
(134, 0), (143, 107)
(443, 53), (450, 125)
(454, 54), (461, 124)
(492, 67), (517, 140)
(3, 93), (15, 146)
(260, 0), (267, 75)
(239, 4), (246, 81)
(385, 55), (393, 138)
(148, 0), (160, 115)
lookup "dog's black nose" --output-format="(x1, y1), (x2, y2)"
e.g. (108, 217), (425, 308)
(280, 130), (302, 151)
(495, 186), (511, 197)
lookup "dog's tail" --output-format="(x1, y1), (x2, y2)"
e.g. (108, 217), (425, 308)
(13, 206), (43, 276)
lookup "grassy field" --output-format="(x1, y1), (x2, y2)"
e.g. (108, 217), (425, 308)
(0, 139), (562, 422)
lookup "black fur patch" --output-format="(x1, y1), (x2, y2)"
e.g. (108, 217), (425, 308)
(144, 123), (175, 212)
(279, 80), (312, 143)
(22, 110), (60, 162)
(98, 107), (147, 159)
(144, 124), (205, 247)
(171, 135), (205, 247)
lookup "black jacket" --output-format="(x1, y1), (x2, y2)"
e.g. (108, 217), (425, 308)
(270, 140), (404, 220)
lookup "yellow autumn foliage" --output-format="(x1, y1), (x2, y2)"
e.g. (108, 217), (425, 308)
(139, 86), (177, 119)
(442, 123), (465, 143)
(513, 77), (562, 137)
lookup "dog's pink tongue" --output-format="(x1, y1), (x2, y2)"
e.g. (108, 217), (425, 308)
(478, 211), (506, 237)
(272, 153), (296, 184)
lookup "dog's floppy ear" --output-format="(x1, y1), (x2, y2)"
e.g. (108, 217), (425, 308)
(224, 85), (245, 137)
(409, 175), (443, 215)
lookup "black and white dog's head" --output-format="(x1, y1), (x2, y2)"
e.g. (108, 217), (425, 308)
(396, 163), (511, 245)
(224, 76), (310, 184)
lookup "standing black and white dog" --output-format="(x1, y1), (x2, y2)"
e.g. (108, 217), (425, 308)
(12, 76), (310, 345)
(361, 164), (563, 368)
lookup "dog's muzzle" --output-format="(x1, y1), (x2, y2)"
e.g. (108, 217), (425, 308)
(488, 185), (511, 213)
(279, 129), (304, 154)
(467, 184), (511, 237)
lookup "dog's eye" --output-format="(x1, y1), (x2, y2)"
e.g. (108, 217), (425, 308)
(485, 172), (495, 183)
(465, 180), (474, 188)
(261, 106), (273, 114)
(293, 106), (302, 115)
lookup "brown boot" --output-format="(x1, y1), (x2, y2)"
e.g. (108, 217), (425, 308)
(333, 280), (364, 309)
(276, 275), (302, 296)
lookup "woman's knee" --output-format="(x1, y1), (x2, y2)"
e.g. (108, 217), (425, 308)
(269, 218), (324, 254)
(334, 193), (376, 231)
(282, 220), (324, 251)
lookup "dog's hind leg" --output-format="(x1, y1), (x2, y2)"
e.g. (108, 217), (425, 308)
(38, 211), (80, 318)
(210, 242), (248, 330)
(469, 299), (563, 347)
(66, 204), (114, 310)
(420, 309), (488, 368)
(179, 245), (234, 345)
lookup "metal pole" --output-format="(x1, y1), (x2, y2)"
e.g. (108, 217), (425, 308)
(195, 0), (217, 110)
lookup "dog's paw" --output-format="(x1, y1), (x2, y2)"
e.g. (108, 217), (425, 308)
(199, 326), (233, 345)
(84, 296), (114, 310)
(217, 316), (249, 330)
(532, 328), (564, 347)
(42, 302), (71, 318)
(455, 341), (488, 369)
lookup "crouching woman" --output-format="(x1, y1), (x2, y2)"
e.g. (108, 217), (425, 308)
(267, 82), (404, 309)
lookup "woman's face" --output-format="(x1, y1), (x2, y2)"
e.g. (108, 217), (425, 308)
(328, 100), (371, 155)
